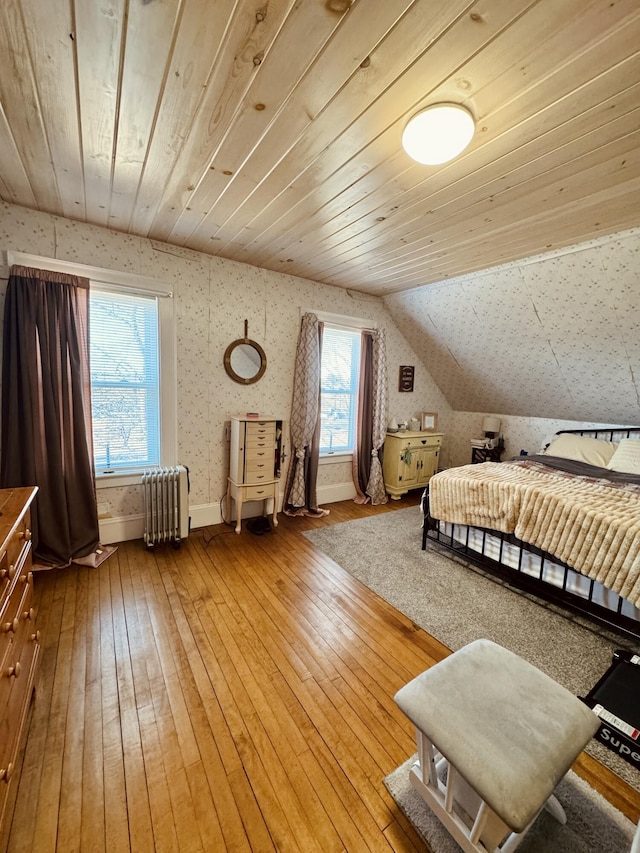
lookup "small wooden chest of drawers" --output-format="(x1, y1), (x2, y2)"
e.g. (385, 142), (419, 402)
(0, 487), (39, 832)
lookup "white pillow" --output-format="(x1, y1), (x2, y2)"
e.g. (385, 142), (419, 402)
(606, 439), (640, 474)
(543, 434), (617, 468)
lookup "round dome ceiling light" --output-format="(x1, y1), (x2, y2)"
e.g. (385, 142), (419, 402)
(402, 103), (475, 165)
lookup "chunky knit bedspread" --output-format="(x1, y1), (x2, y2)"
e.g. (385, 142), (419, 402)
(429, 459), (640, 606)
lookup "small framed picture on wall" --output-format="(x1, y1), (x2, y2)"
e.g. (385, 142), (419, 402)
(421, 412), (438, 431)
(399, 365), (414, 392)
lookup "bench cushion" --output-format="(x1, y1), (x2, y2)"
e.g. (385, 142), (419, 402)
(394, 639), (600, 831)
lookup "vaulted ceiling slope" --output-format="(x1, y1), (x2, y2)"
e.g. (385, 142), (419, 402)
(0, 0), (639, 296)
(384, 227), (640, 423)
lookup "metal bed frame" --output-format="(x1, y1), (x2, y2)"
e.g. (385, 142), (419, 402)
(423, 427), (640, 641)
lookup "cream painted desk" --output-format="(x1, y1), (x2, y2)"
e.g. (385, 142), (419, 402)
(383, 430), (443, 499)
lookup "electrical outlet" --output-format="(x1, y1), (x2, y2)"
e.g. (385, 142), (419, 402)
(97, 501), (111, 519)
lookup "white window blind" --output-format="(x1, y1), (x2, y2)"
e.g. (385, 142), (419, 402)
(90, 289), (160, 472)
(320, 326), (361, 455)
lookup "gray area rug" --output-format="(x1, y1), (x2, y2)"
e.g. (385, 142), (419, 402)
(303, 507), (640, 790)
(385, 756), (636, 853)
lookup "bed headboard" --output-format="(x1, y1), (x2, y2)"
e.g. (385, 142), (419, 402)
(557, 426), (640, 442)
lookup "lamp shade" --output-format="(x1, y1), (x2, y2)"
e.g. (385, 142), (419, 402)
(482, 416), (501, 435)
(402, 103), (475, 165)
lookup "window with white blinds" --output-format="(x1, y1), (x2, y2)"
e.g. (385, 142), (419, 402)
(320, 326), (361, 455)
(4, 252), (177, 481)
(90, 288), (165, 473)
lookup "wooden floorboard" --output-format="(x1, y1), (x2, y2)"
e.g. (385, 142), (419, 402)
(3, 493), (639, 852)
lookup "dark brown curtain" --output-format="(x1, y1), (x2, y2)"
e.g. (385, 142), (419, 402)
(353, 332), (374, 503)
(1, 265), (100, 567)
(352, 328), (388, 505)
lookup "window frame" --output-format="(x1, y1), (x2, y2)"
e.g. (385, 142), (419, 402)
(6, 252), (177, 489)
(306, 309), (376, 463)
(90, 282), (177, 485)
(319, 324), (361, 459)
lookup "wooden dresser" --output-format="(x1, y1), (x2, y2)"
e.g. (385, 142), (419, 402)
(0, 487), (39, 832)
(228, 416), (284, 533)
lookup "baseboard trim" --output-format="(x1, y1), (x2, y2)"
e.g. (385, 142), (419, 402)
(99, 481), (358, 544)
(99, 514), (145, 545)
(317, 482), (357, 503)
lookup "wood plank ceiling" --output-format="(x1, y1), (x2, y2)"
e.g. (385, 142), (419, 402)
(0, 0), (639, 295)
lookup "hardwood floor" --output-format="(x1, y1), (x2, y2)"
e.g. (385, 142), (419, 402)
(3, 495), (639, 851)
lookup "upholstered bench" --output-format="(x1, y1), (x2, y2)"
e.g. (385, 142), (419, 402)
(394, 639), (600, 853)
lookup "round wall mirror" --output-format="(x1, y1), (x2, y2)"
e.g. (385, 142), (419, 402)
(224, 320), (267, 384)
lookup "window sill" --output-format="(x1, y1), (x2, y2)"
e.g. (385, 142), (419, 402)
(319, 453), (353, 465)
(96, 471), (143, 489)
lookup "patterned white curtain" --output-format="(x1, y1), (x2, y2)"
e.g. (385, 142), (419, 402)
(365, 328), (388, 504)
(286, 313), (320, 509)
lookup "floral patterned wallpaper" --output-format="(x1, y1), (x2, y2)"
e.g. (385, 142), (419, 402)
(2, 201), (637, 532)
(0, 201), (450, 526)
(384, 227), (640, 427)
(447, 411), (628, 470)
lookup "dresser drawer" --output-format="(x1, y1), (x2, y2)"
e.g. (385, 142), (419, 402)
(244, 460), (273, 481)
(401, 435), (442, 450)
(0, 517), (30, 603)
(0, 574), (35, 705)
(3, 509), (31, 576)
(245, 447), (273, 464)
(0, 555), (10, 612)
(242, 483), (277, 501)
(0, 572), (31, 678)
(246, 421), (275, 439)
(0, 635), (39, 789)
(0, 538), (31, 628)
(11, 583), (40, 704)
(245, 436), (275, 452)
(0, 638), (14, 731)
(0, 487), (38, 833)
(0, 586), (39, 775)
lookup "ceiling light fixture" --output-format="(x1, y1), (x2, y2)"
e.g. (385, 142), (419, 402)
(402, 103), (475, 165)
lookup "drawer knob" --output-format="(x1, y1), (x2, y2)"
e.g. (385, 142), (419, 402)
(31, 630), (41, 643)
(24, 607), (35, 622)
(19, 529), (32, 542)
(2, 618), (19, 634)
(20, 571), (33, 584)
(1, 763), (14, 783)
(7, 564), (16, 581)
(7, 661), (21, 678)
